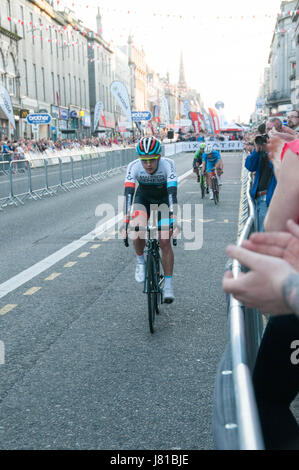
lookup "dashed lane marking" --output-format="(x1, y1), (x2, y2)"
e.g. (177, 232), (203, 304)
(45, 273), (62, 281)
(78, 252), (90, 258)
(23, 287), (42, 295)
(0, 304), (17, 315)
(64, 261), (77, 268)
(90, 244), (101, 249)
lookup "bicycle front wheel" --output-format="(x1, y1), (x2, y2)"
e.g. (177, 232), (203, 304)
(200, 175), (205, 199)
(212, 177), (219, 205)
(147, 254), (157, 334)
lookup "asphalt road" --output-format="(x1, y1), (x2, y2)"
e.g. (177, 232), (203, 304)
(0, 151), (244, 449)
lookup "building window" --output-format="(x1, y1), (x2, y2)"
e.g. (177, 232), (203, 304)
(55, 31), (59, 58)
(67, 33), (70, 58)
(7, 0), (11, 30)
(79, 78), (82, 107)
(20, 6), (25, 38)
(30, 13), (34, 44)
(57, 74), (61, 105)
(83, 80), (86, 108)
(68, 73), (72, 104)
(49, 27), (53, 54)
(61, 33), (64, 60)
(39, 19), (43, 49)
(23, 59), (28, 95)
(63, 77), (66, 106)
(0, 52), (6, 88)
(41, 67), (46, 101)
(78, 43), (80, 64)
(74, 77), (77, 104)
(52, 72), (55, 102)
(33, 63), (38, 99)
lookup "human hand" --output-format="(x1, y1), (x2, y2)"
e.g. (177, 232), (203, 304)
(222, 244), (295, 314)
(267, 134), (285, 179)
(242, 219), (299, 271)
(268, 126), (298, 142)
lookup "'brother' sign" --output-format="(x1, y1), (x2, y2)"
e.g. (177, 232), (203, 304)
(27, 113), (52, 125)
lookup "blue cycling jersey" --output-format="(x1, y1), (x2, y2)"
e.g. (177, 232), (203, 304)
(202, 151), (221, 171)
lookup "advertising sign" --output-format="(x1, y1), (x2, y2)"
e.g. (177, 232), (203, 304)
(131, 111), (152, 122)
(110, 81), (132, 127)
(0, 85), (15, 129)
(26, 113), (52, 125)
(94, 101), (104, 131)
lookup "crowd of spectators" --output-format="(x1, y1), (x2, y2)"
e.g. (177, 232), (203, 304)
(176, 129), (244, 143)
(0, 135), (139, 162)
(223, 111), (299, 450)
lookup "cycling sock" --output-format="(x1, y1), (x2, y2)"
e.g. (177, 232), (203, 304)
(164, 276), (173, 289)
(136, 254), (145, 265)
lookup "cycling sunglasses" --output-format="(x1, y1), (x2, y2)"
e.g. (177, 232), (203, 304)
(139, 154), (161, 161)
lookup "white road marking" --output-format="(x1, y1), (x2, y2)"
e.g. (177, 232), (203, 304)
(0, 168), (192, 300)
(0, 304), (17, 315)
(23, 287), (41, 295)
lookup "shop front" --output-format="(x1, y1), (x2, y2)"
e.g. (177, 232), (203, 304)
(81, 112), (91, 138)
(68, 108), (80, 139)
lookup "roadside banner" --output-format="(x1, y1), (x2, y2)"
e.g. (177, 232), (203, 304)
(0, 85), (15, 129)
(110, 81), (132, 128)
(189, 112), (201, 133)
(208, 108), (221, 134)
(201, 108), (213, 134)
(181, 141), (244, 152)
(183, 99), (190, 118)
(161, 97), (170, 124)
(94, 101), (104, 131)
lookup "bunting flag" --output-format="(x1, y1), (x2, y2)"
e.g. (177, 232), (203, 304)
(0, 86), (15, 129)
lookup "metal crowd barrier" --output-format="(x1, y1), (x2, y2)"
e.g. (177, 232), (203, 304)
(0, 148), (136, 210)
(213, 156), (265, 450)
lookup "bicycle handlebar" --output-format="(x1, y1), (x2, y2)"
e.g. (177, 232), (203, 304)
(123, 224), (177, 247)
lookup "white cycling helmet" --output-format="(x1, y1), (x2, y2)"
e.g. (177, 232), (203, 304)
(205, 144), (213, 154)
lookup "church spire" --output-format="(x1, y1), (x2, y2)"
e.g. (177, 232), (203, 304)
(96, 7), (103, 36)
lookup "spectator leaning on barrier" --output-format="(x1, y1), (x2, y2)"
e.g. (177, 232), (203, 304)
(245, 134), (276, 232)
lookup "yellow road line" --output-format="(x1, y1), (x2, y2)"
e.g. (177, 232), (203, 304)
(102, 238), (110, 242)
(45, 272), (62, 281)
(0, 304), (17, 316)
(78, 252), (90, 258)
(24, 287), (41, 296)
(90, 244), (101, 249)
(64, 261), (77, 268)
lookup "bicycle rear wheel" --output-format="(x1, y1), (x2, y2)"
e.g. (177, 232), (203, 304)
(147, 254), (157, 334)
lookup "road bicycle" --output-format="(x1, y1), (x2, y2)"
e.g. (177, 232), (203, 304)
(210, 168), (220, 205)
(124, 224), (176, 334)
(198, 165), (209, 199)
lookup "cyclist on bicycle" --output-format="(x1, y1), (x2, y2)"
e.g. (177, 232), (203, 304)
(193, 143), (205, 182)
(123, 136), (178, 304)
(202, 144), (223, 200)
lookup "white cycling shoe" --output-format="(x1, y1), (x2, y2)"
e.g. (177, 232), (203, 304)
(135, 263), (145, 283)
(209, 192), (214, 200)
(162, 286), (175, 304)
